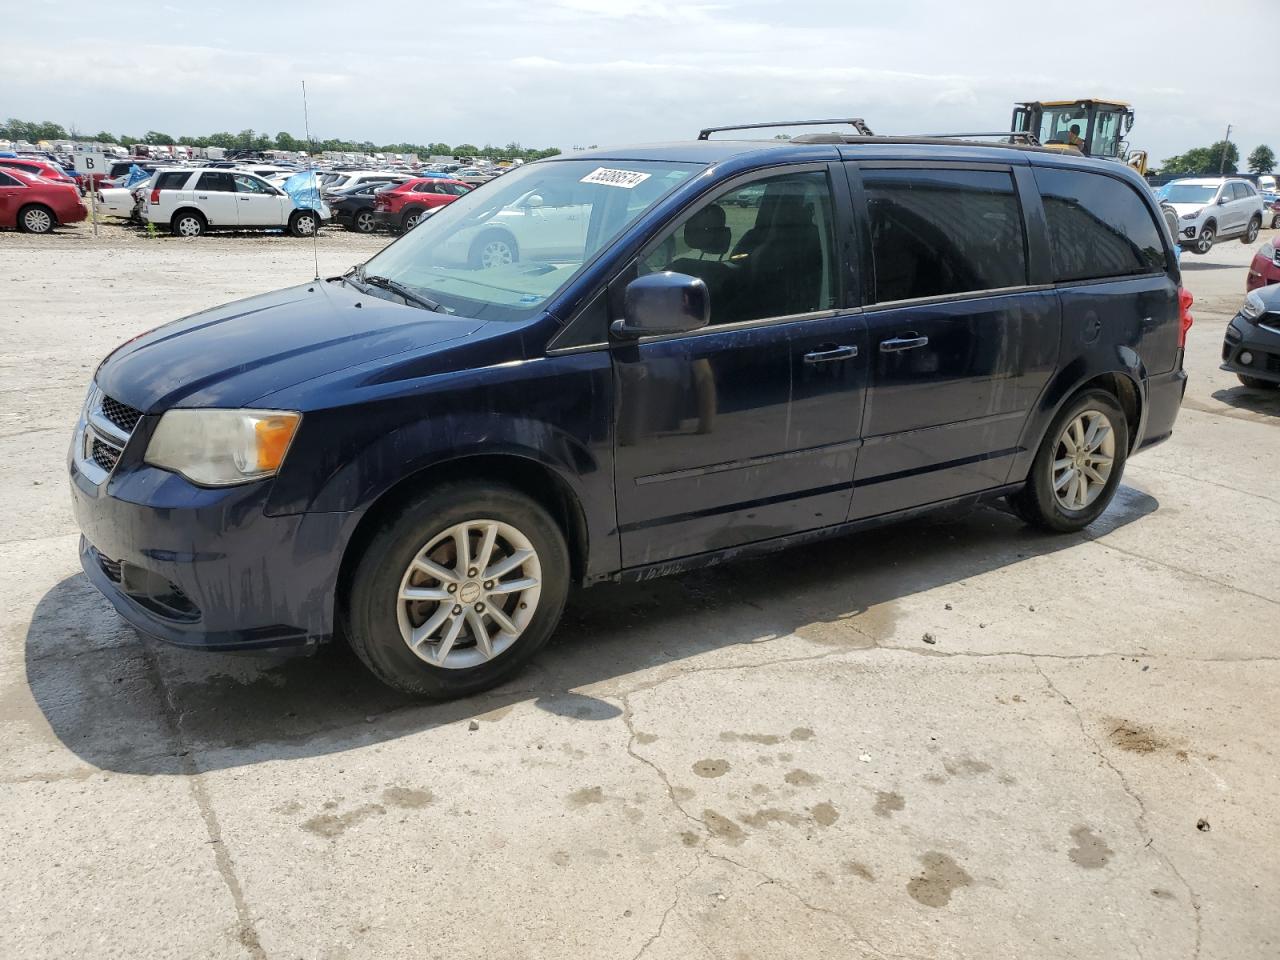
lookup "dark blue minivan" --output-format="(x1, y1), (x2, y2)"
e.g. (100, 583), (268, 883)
(70, 125), (1191, 696)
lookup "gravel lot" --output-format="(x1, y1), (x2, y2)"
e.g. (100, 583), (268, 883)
(2, 219), (1277, 959)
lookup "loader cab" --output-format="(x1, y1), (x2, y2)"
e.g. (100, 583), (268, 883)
(1012, 100), (1135, 160)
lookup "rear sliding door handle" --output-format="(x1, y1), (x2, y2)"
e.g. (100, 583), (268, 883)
(803, 345), (858, 363)
(880, 334), (929, 352)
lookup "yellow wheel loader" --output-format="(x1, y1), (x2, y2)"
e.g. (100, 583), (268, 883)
(1011, 99), (1148, 175)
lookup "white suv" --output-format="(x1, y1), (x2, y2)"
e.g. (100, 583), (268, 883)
(1162, 177), (1264, 254)
(142, 168), (330, 238)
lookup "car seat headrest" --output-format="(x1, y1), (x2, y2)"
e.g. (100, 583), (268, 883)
(684, 203), (731, 255)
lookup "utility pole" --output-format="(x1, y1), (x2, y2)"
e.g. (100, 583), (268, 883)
(1219, 124), (1233, 174)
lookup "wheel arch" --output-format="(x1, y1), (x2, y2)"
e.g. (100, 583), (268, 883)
(1011, 365), (1144, 485)
(170, 206), (206, 228)
(335, 451), (591, 619)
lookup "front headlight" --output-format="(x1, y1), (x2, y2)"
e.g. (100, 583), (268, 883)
(1180, 209), (1202, 220)
(145, 409), (301, 486)
(1241, 292), (1266, 323)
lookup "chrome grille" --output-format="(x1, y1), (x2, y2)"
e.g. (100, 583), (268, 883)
(100, 395), (142, 433)
(75, 384), (138, 484)
(91, 436), (122, 472)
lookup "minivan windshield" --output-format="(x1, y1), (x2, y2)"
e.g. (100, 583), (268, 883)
(357, 159), (699, 321)
(1163, 183), (1217, 204)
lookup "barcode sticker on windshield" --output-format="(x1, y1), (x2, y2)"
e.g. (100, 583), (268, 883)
(580, 167), (651, 189)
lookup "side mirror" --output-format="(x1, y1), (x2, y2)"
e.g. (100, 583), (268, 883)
(526, 194), (544, 209)
(1218, 195), (1230, 205)
(611, 272), (710, 339)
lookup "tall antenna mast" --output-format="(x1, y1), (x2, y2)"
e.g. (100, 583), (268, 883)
(302, 80), (321, 280)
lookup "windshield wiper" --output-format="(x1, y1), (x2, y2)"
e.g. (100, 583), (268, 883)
(359, 273), (448, 313)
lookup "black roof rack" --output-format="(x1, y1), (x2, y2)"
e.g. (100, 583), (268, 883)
(698, 118), (875, 140)
(912, 131), (1042, 146)
(789, 131), (1047, 151)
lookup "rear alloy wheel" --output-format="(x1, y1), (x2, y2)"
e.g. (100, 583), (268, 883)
(1008, 389), (1128, 533)
(290, 211), (318, 237)
(1193, 223), (1215, 254)
(1242, 216), (1261, 245)
(401, 208), (426, 231)
(1270, 213), (1280, 229)
(345, 482), (569, 697)
(469, 232), (517, 269)
(19, 205), (54, 234)
(171, 212), (205, 238)
(352, 209), (375, 233)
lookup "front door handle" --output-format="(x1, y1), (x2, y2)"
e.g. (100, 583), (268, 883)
(880, 334), (929, 352)
(803, 344), (858, 363)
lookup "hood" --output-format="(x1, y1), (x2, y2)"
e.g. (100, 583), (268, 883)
(1166, 202), (1205, 217)
(95, 280), (486, 411)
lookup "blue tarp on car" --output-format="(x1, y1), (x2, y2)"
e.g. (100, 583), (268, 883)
(124, 164), (150, 187)
(282, 171), (325, 213)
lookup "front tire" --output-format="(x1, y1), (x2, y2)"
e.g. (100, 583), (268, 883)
(289, 210), (319, 237)
(1242, 215), (1261, 244)
(18, 204), (55, 234)
(1008, 389), (1129, 533)
(1238, 373), (1280, 390)
(350, 209), (375, 233)
(1192, 223), (1215, 254)
(345, 482), (570, 698)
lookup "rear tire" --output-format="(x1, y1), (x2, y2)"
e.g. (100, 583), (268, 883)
(1242, 215), (1261, 244)
(468, 230), (518, 269)
(289, 210), (319, 237)
(1008, 389), (1129, 533)
(400, 207), (427, 231)
(345, 482), (570, 698)
(170, 210), (205, 238)
(1238, 373), (1280, 390)
(18, 204), (55, 234)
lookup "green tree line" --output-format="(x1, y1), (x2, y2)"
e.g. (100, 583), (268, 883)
(1160, 140), (1274, 176)
(1, 118), (560, 160)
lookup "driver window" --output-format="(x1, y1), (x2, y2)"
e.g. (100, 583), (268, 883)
(233, 174), (269, 194)
(640, 171), (837, 326)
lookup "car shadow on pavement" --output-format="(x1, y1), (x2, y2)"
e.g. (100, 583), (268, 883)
(1178, 261), (1242, 272)
(25, 486), (1157, 776)
(1211, 385), (1280, 416)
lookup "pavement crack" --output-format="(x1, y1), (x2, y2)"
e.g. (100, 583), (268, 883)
(1082, 536), (1278, 608)
(1033, 661), (1202, 960)
(1129, 462), (1280, 507)
(629, 856), (702, 960)
(137, 641), (268, 960)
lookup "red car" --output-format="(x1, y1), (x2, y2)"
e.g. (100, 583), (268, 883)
(1247, 238), (1280, 292)
(372, 178), (471, 231)
(0, 167), (87, 233)
(0, 157), (80, 192)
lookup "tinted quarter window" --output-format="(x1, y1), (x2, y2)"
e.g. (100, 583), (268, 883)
(641, 170), (837, 325)
(864, 168), (1026, 303)
(155, 171), (190, 191)
(0, 171), (19, 186)
(1035, 168), (1165, 281)
(195, 172), (235, 192)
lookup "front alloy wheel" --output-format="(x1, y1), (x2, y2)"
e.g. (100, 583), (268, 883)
(397, 520), (542, 669)
(1194, 224), (1215, 254)
(353, 210), (375, 233)
(1051, 410), (1115, 511)
(480, 238), (515, 268)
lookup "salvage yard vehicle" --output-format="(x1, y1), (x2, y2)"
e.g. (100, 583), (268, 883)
(328, 181), (394, 233)
(1222, 285), (1280, 389)
(142, 167), (329, 237)
(0, 167), (86, 233)
(1163, 177), (1265, 254)
(1247, 238), (1280, 292)
(70, 122), (1190, 697)
(372, 177), (471, 232)
(0, 156), (80, 191)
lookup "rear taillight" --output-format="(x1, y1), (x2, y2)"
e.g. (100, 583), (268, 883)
(149, 188), (160, 203)
(1178, 287), (1194, 349)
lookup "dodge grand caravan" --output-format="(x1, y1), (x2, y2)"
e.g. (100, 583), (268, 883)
(70, 123), (1191, 697)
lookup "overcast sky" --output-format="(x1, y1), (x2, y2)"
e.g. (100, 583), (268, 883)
(3, 0), (1271, 163)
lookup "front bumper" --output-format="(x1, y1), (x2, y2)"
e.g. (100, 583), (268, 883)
(70, 451), (350, 651)
(1221, 314), (1280, 385)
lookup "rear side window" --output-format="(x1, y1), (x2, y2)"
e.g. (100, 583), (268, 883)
(1034, 168), (1166, 281)
(0, 171), (20, 187)
(863, 168), (1027, 303)
(195, 172), (235, 192)
(155, 171), (190, 191)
